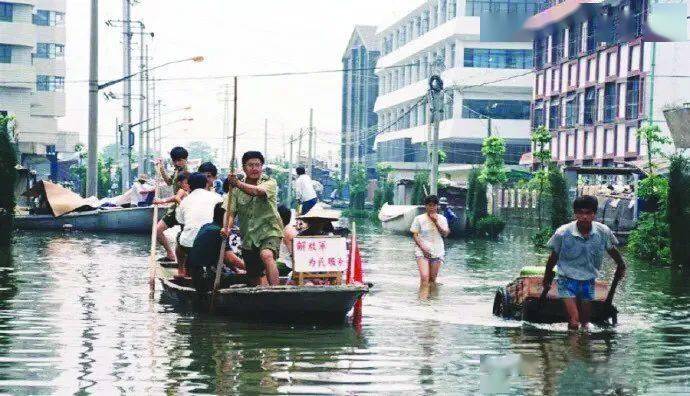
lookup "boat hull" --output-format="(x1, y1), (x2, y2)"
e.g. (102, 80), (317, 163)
(159, 276), (368, 323)
(379, 205), (423, 234)
(15, 206), (165, 234)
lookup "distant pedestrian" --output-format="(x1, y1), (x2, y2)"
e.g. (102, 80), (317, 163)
(294, 166), (318, 215)
(410, 195), (450, 285)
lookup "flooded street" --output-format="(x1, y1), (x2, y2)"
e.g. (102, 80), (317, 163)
(1, 225), (690, 394)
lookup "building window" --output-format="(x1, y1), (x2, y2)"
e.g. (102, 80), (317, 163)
(551, 29), (564, 64)
(586, 17), (596, 54)
(583, 87), (597, 125)
(603, 83), (617, 122)
(533, 101), (545, 128)
(36, 75), (64, 92)
(462, 99), (530, 120)
(0, 44), (10, 64)
(33, 10), (65, 26)
(0, 2), (12, 22)
(625, 77), (640, 119)
(449, 0), (457, 19)
(422, 10), (429, 34)
(445, 91), (454, 119)
(449, 43), (456, 68)
(549, 100), (560, 129)
(464, 48), (533, 69)
(568, 23), (581, 58)
(35, 43), (65, 59)
(465, 0), (546, 17)
(565, 95), (579, 127)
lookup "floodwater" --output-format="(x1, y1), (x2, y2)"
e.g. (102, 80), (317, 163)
(1, 224), (690, 394)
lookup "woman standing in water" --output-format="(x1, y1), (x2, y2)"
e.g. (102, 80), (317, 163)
(410, 195), (450, 286)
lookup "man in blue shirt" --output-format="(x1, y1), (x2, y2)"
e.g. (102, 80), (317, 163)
(540, 195), (626, 331)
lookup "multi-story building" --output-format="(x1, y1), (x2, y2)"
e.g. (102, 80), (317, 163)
(373, 0), (546, 179)
(341, 25), (380, 179)
(0, 0), (77, 179)
(525, 0), (690, 166)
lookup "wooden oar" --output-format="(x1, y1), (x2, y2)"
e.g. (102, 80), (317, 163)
(605, 272), (622, 306)
(148, 167), (162, 293)
(210, 76), (238, 312)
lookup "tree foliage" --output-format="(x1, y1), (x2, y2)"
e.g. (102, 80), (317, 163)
(479, 136), (508, 186)
(412, 171), (429, 205)
(548, 164), (571, 230)
(348, 163), (367, 210)
(187, 141), (215, 162)
(0, 115), (18, 246)
(373, 164), (395, 210)
(667, 155), (690, 268)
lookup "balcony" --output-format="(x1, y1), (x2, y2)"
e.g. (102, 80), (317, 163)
(35, 24), (66, 45)
(0, 63), (35, 89)
(0, 21), (36, 47)
(33, 57), (65, 76)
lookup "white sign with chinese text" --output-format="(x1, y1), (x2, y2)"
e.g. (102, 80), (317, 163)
(293, 237), (348, 273)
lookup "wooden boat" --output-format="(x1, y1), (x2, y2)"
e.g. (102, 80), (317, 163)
(156, 263), (369, 323)
(378, 203), (423, 234)
(15, 206), (166, 234)
(492, 267), (618, 326)
(16, 179), (166, 234)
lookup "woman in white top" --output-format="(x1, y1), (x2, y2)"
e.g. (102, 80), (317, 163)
(410, 195), (450, 285)
(277, 205), (298, 276)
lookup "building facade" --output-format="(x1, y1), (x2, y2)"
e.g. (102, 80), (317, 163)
(526, 0), (690, 166)
(373, 0), (546, 177)
(341, 25), (380, 179)
(0, 0), (77, 179)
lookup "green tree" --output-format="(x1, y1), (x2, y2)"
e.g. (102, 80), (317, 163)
(465, 167), (480, 227)
(412, 171), (429, 205)
(0, 115), (18, 246)
(187, 141), (215, 162)
(348, 164), (367, 210)
(667, 154), (690, 268)
(548, 164), (571, 230)
(373, 164), (395, 210)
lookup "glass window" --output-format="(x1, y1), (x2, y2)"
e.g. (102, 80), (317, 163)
(0, 2), (12, 22)
(36, 75), (64, 92)
(533, 102), (545, 128)
(464, 48), (533, 69)
(625, 77), (640, 120)
(462, 99), (530, 120)
(552, 29), (564, 63)
(568, 23), (581, 58)
(37, 75), (50, 91)
(565, 95), (578, 127)
(36, 43), (50, 58)
(584, 87), (597, 125)
(449, 0), (457, 19)
(0, 44), (11, 64)
(604, 83), (617, 122)
(449, 43), (455, 68)
(549, 100), (560, 129)
(465, 0), (547, 17)
(33, 10), (50, 26)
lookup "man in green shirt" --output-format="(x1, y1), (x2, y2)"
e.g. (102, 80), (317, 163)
(222, 151), (284, 286)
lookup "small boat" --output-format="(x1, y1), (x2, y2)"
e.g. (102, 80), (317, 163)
(156, 263), (369, 323)
(378, 203), (423, 234)
(492, 266), (618, 326)
(15, 180), (166, 234)
(15, 206), (165, 234)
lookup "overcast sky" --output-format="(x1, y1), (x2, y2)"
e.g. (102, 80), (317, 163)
(62, 0), (423, 165)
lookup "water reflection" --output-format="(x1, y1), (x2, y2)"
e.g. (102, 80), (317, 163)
(0, 227), (688, 394)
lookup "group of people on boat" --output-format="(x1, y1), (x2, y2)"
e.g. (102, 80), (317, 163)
(151, 146), (339, 294)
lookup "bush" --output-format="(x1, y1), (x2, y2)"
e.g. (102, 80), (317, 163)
(348, 164), (367, 210)
(667, 155), (690, 268)
(531, 227), (553, 249)
(476, 215), (506, 240)
(628, 211), (671, 266)
(0, 115), (17, 246)
(471, 179), (488, 226)
(548, 164), (571, 230)
(466, 167), (480, 224)
(412, 171), (429, 205)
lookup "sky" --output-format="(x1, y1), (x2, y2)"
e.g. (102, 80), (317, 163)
(62, 0), (423, 166)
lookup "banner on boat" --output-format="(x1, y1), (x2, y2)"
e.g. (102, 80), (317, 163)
(293, 236), (348, 273)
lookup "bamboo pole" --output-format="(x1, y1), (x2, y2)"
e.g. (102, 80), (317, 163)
(211, 76), (238, 312)
(148, 167), (161, 292)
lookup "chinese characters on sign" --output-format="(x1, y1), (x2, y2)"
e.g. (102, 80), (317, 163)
(293, 237), (348, 273)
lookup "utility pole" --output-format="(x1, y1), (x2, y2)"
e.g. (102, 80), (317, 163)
(120, 0), (132, 190)
(428, 74), (443, 196)
(487, 117), (492, 137)
(137, 25), (146, 177)
(86, 0), (98, 197)
(288, 134), (294, 205)
(297, 128), (303, 166)
(308, 108), (314, 175)
(156, 99), (162, 158)
(220, 84), (231, 168)
(264, 118), (268, 160)
(144, 44), (150, 173)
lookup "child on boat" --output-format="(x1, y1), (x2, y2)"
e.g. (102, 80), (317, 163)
(153, 171), (190, 206)
(540, 195), (626, 331)
(410, 195), (450, 285)
(155, 146), (189, 262)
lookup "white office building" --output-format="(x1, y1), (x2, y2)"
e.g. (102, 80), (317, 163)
(373, 0), (546, 178)
(0, 0), (77, 178)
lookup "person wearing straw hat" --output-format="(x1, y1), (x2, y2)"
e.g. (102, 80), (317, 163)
(128, 173), (155, 207)
(222, 151), (284, 286)
(297, 205), (340, 236)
